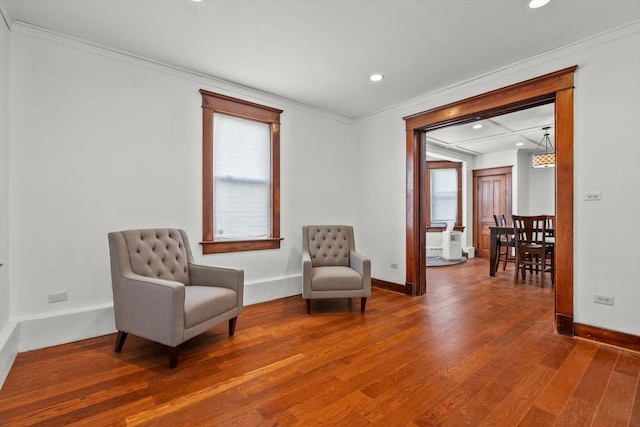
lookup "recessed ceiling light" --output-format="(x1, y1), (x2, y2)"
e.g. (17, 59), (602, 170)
(370, 74), (384, 82)
(192, 0), (203, 2)
(472, 124), (483, 129)
(528, 0), (550, 8)
(516, 142), (525, 146)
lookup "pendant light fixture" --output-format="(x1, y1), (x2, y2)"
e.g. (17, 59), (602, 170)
(531, 126), (555, 168)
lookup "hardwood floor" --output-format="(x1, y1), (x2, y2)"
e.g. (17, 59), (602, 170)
(1, 258), (639, 426)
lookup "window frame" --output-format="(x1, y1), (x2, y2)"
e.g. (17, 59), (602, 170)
(425, 160), (463, 231)
(200, 90), (283, 254)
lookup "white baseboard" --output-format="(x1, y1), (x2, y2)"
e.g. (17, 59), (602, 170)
(0, 275), (303, 390)
(426, 247), (443, 257)
(244, 275), (302, 306)
(0, 320), (19, 390)
(17, 304), (116, 353)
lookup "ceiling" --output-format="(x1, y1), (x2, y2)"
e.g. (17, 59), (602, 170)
(3, 0), (639, 121)
(427, 103), (555, 156)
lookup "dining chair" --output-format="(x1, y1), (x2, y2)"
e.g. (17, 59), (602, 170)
(544, 215), (555, 272)
(512, 215), (555, 287)
(545, 215), (555, 237)
(493, 214), (515, 271)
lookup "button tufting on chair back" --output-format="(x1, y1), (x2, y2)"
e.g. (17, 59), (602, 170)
(307, 225), (351, 267)
(121, 228), (190, 284)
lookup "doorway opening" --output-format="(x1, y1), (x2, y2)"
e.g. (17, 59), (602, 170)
(403, 67), (575, 336)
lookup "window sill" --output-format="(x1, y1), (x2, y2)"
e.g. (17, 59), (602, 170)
(425, 226), (466, 232)
(200, 237), (283, 254)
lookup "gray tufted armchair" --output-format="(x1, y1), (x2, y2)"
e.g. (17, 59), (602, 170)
(302, 225), (371, 314)
(108, 228), (243, 368)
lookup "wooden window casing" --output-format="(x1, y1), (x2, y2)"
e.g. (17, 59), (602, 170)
(426, 160), (463, 232)
(200, 90), (283, 254)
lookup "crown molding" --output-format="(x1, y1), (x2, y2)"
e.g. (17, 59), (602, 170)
(10, 21), (354, 125)
(0, 0), (13, 31)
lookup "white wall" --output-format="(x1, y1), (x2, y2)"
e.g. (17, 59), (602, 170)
(513, 150), (555, 216)
(0, 3), (17, 390)
(353, 111), (406, 282)
(7, 24), (357, 350)
(515, 150), (530, 216)
(355, 22), (640, 336)
(0, 2), (10, 334)
(571, 23), (640, 334)
(528, 164), (555, 215)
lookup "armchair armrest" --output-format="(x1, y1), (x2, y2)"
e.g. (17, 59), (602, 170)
(302, 250), (313, 298)
(350, 251), (371, 295)
(189, 263), (243, 290)
(114, 273), (186, 347)
(188, 263), (244, 313)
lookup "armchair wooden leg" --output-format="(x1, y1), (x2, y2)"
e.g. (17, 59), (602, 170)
(306, 299), (311, 314)
(168, 346), (179, 369)
(229, 317), (237, 336)
(361, 297), (367, 313)
(115, 331), (128, 353)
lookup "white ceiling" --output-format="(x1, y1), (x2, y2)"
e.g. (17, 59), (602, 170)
(427, 103), (555, 156)
(3, 0), (640, 120)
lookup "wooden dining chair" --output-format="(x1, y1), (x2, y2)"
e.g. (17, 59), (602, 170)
(493, 214), (515, 271)
(512, 215), (555, 287)
(545, 215), (554, 234)
(544, 215), (555, 270)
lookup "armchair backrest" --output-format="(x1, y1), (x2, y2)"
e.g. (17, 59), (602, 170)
(303, 225), (355, 268)
(116, 228), (191, 284)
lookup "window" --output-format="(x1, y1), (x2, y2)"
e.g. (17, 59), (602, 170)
(200, 90), (283, 254)
(426, 161), (462, 229)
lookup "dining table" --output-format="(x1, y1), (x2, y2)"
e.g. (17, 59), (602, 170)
(489, 224), (555, 277)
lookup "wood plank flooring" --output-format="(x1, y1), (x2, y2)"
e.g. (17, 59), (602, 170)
(1, 258), (639, 426)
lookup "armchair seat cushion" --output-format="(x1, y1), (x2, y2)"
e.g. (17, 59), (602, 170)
(311, 266), (363, 291)
(184, 286), (238, 329)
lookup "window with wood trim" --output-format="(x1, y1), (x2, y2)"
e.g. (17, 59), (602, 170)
(200, 90), (283, 254)
(426, 161), (462, 230)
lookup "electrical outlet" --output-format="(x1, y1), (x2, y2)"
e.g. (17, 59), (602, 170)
(594, 294), (614, 306)
(48, 292), (68, 303)
(584, 191), (603, 201)
(390, 262), (399, 269)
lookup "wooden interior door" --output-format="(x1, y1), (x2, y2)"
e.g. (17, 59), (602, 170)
(473, 166), (512, 258)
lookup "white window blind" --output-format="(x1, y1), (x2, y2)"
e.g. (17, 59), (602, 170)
(213, 113), (272, 240)
(430, 168), (458, 224)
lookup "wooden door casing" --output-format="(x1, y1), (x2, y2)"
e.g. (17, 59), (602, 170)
(404, 67), (574, 338)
